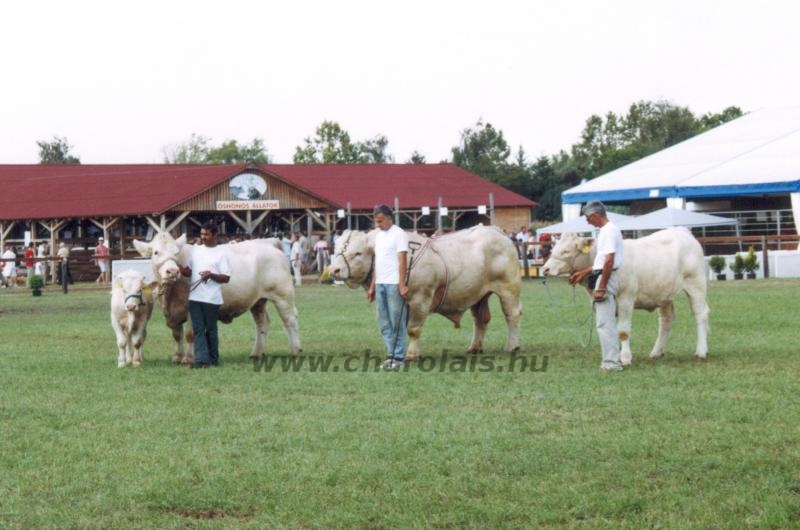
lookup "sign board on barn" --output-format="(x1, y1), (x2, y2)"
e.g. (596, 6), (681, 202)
(216, 200), (280, 211)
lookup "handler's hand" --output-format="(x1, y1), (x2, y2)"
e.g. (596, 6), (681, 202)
(366, 285), (375, 303)
(569, 270), (587, 285)
(399, 284), (408, 300)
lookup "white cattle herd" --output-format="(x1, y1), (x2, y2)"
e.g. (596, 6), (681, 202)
(108, 225), (711, 368)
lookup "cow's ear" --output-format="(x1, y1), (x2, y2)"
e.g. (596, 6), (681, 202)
(175, 234), (187, 247)
(132, 239), (152, 258)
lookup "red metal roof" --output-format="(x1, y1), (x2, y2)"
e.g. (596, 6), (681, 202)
(0, 164), (248, 221)
(0, 163), (534, 221)
(261, 163), (536, 210)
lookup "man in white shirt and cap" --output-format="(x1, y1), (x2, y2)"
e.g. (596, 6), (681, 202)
(569, 201), (624, 372)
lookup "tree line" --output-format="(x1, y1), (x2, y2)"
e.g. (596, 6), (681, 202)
(36, 100), (741, 220)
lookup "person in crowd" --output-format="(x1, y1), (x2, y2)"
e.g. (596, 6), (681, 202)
(56, 242), (73, 285)
(94, 237), (110, 283)
(35, 242), (48, 278)
(290, 233), (302, 286)
(313, 237), (329, 273)
(23, 243), (35, 285)
(366, 204), (409, 370)
(568, 201), (624, 373)
(179, 222), (231, 368)
(298, 231), (310, 273)
(1, 244), (17, 288)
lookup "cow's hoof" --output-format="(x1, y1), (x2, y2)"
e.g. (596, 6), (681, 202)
(117, 362), (126, 368)
(694, 354), (707, 361)
(404, 355), (419, 363)
(249, 353), (262, 359)
(506, 346), (520, 353)
(466, 348), (483, 355)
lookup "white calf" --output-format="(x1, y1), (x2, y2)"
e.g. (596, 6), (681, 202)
(111, 270), (157, 367)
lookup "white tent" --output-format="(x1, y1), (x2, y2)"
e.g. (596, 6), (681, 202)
(622, 207), (738, 231)
(536, 212), (635, 235)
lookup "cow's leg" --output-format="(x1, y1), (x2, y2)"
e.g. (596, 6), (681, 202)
(132, 326), (146, 367)
(405, 305), (428, 362)
(249, 299), (269, 358)
(616, 298), (635, 366)
(467, 294), (492, 354)
(272, 298), (302, 357)
(169, 323), (186, 364)
(684, 285), (710, 359)
(115, 333), (129, 368)
(497, 288), (522, 353)
(650, 301), (675, 360)
(125, 337), (134, 366)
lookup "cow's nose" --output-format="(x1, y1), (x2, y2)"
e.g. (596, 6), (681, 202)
(330, 266), (340, 276)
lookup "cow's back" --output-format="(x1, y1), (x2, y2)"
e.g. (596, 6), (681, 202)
(621, 228), (706, 310)
(219, 240), (293, 317)
(414, 226), (519, 310)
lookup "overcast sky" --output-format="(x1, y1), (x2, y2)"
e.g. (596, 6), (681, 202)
(1, 0), (798, 165)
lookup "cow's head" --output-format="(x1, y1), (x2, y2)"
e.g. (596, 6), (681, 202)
(541, 233), (595, 276)
(114, 270), (157, 311)
(133, 233), (188, 283)
(329, 230), (375, 288)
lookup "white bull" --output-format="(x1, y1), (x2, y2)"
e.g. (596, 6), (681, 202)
(133, 233), (301, 364)
(110, 269), (157, 368)
(330, 225), (522, 359)
(542, 228), (709, 365)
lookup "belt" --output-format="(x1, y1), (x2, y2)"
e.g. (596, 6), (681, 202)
(592, 269), (618, 272)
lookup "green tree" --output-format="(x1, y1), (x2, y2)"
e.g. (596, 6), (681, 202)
(162, 133), (210, 164)
(406, 151), (426, 164)
(293, 121), (368, 164)
(206, 138), (271, 164)
(360, 135), (394, 163)
(37, 136), (80, 164)
(699, 106), (743, 130)
(451, 120), (512, 182)
(163, 134), (270, 164)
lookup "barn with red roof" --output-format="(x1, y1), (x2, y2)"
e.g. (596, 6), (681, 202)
(0, 163), (534, 252)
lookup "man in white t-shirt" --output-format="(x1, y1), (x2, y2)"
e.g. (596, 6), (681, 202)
(180, 222), (231, 368)
(367, 204), (409, 370)
(569, 201), (624, 372)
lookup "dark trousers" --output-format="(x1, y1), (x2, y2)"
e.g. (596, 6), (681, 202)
(189, 301), (221, 365)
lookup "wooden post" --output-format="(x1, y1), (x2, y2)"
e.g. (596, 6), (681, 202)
(761, 235), (769, 278)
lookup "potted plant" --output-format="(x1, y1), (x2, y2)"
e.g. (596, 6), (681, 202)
(729, 253), (745, 280)
(29, 274), (44, 296)
(708, 255), (727, 280)
(743, 246), (759, 279)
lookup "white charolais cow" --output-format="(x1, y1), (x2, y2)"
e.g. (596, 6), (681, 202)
(542, 228), (710, 365)
(133, 233), (301, 364)
(110, 270), (157, 367)
(330, 225), (522, 360)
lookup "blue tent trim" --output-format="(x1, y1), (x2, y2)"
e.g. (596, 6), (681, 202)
(563, 181), (800, 204)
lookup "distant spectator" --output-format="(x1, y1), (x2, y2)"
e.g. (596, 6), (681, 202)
(56, 242), (73, 285)
(35, 242), (48, 277)
(290, 233), (302, 286)
(95, 237), (110, 283)
(314, 238), (329, 273)
(2, 244), (16, 288)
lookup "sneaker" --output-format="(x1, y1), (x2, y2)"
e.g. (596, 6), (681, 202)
(381, 359), (403, 370)
(600, 366), (623, 373)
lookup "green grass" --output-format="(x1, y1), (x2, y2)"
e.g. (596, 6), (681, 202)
(1, 279), (799, 528)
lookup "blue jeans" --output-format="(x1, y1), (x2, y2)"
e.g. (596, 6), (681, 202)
(189, 301), (221, 365)
(376, 284), (407, 361)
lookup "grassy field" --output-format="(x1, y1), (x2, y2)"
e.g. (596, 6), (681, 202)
(1, 278), (799, 529)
